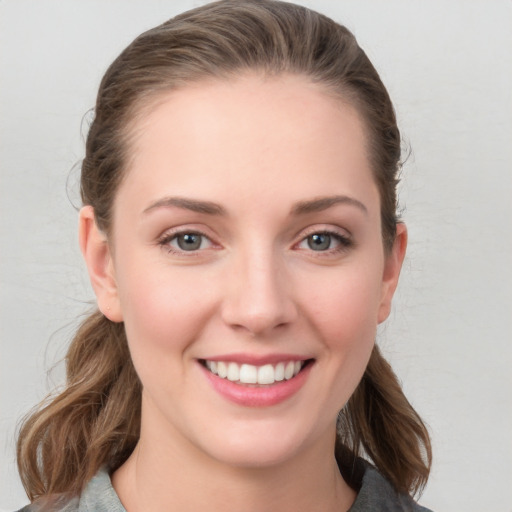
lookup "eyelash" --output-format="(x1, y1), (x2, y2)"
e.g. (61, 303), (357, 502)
(157, 228), (353, 256)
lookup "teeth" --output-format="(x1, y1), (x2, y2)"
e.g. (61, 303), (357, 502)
(257, 364), (275, 385)
(227, 362), (239, 382)
(204, 359), (305, 385)
(217, 361), (228, 378)
(239, 364), (258, 384)
(274, 362), (285, 381)
(284, 361), (295, 380)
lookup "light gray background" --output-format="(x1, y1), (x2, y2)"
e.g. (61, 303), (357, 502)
(1, 1), (511, 510)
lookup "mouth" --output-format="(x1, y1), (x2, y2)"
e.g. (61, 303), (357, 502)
(199, 358), (315, 386)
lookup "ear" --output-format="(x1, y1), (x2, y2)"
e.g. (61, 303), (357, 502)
(377, 222), (407, 324)
(79, 206), (123, 322)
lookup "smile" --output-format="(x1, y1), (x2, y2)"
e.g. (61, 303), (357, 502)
(199, 357), (315, 407)
(202, 360), (306, 385)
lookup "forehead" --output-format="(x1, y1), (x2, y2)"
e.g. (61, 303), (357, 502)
(117, 73), (377, 217)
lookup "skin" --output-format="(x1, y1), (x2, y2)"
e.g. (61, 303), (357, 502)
(80, 74), (407, 512)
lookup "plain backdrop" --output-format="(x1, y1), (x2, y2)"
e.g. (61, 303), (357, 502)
(1, 1), (511, 511)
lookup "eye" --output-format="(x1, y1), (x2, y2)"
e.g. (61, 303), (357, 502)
(307, 233), (332, 251)
(297, 231), (351, 253)
(159, 231), (213, 253)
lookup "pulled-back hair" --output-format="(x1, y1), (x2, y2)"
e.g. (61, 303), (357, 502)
(17, 0), (431, 501)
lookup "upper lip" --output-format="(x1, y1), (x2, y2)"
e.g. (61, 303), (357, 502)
(198, 353), (313, 365)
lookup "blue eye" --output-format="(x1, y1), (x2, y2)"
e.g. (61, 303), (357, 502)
(175, 233), (203, 251)
(297, 231), (351, 253)
(307, 233), (332, 251)
(160, 231), (212, 253)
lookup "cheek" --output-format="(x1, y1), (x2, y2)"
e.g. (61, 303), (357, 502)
(115, 265), (220, 406)
(289, 267), (382, 421)
(116, 261), (216, 359)
(304, 266), (383, 347)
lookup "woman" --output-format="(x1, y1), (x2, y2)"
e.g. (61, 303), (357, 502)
(16, 1), (432, 510)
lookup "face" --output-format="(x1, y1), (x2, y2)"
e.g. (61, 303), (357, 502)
(82, 74), (405, 469)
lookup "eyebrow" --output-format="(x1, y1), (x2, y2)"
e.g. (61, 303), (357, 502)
(291, 195), (368, 215)
(142, 194), (367, 217)
(143, 196), (227, 216)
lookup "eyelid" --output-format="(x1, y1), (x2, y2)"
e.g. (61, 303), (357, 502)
(298, 224), (351, 238)
(295, 224), (352, 244)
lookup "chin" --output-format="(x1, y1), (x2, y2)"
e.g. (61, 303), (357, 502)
(211, 441), (301, 469)
(194, 418), (324, 470)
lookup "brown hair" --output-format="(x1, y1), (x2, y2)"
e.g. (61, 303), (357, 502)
(17, 0), (431, 501)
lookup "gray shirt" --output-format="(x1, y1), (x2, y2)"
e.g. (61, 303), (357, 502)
(17, 465), (433, 512)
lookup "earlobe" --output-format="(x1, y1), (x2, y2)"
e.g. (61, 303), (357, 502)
(377, 223), (407, 324)
(79, 206), (123, 322)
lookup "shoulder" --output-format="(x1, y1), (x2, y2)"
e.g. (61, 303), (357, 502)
(14, 467), (125, 512)
(14, 495), (78, 512)
(349, 463), (433, 512)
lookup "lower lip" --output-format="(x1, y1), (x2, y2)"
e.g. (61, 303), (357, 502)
(200, 362), (313, 407)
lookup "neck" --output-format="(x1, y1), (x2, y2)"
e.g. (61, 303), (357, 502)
(112, 406), (356, 512)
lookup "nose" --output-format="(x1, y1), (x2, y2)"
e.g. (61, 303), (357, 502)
(221, 246), (298, 336)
